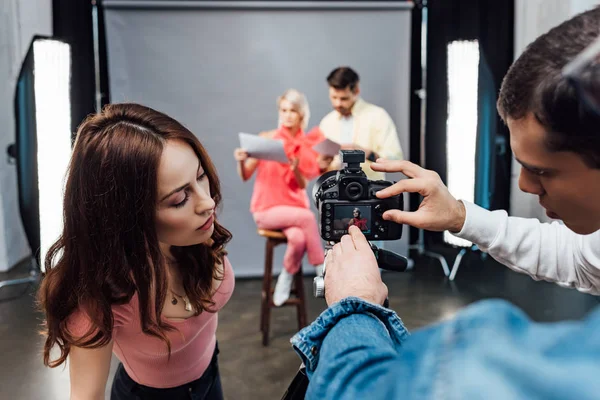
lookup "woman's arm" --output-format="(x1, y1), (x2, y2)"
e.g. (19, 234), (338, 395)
(291, 157), (308, 189)
(69, 341), (114, 400)
(234, 149), (259, 181)
(234, 130), (278, 181)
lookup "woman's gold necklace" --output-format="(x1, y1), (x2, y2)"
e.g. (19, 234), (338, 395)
(166, 258), (193, 312)
(171, 290), (193, 312)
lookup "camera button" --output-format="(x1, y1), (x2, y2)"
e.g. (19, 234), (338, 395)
(374, 204), (386, 213)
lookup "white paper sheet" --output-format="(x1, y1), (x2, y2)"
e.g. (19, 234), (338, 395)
(313, 138), (341, 157)
(239, 132), (289, 164)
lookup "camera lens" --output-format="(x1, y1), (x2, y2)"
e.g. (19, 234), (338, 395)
(345, 182), (364, 200)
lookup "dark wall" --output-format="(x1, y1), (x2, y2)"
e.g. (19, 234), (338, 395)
(408, 1), (424, 245)
(53, 0), (95, 137)
(53, 0), (110, 137)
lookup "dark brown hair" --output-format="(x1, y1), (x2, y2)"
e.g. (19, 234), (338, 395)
(497, 6), (600, 168)
(327, 66), (360, 91)
(38, 103), (232, 367)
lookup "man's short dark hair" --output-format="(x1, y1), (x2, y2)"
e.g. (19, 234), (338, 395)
(497, 6), (600, 168)
(327, 67), (360, 91)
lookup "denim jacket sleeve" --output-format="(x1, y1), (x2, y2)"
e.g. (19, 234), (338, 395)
(291, 297), (600, 400)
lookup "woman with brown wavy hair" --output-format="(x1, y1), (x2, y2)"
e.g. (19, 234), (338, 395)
(38, 103), (234, 399)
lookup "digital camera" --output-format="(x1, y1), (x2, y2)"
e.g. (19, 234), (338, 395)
(312, 150), (403, 242)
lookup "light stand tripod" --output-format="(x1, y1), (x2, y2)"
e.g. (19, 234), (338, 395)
(0, 259), (40, 292)
(410, 229), (450, 277)
(408, 0), (450, 277)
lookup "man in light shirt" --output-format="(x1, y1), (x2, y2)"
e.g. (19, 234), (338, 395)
(319, 67), (404, 181)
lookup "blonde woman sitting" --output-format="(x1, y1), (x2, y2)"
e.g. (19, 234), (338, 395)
(234, 89), (325, 306)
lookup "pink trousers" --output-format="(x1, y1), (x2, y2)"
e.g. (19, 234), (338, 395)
(253, 206), (325, 274)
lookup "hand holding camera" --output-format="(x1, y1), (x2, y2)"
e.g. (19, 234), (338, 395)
(371, 159), (467, 233)
(312, 150), (404, 242)
(324, 226), (388, 306)
(313, 150), (408, 299)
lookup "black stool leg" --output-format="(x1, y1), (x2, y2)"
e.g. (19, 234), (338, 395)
(294, 268), (308, 329)
(261, 238), (275, 346)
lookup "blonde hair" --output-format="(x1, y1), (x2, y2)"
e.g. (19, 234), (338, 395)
(277, 89), (310, 131)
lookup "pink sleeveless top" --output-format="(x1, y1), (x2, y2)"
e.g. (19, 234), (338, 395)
(67, 257), (235, 388)
(249, 126), (323, 213)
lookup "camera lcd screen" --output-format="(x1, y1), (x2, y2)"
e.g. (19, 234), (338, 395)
(332, 205), (372, 237)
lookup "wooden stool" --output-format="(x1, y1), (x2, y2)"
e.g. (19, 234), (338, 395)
(258, 229), (308, 346)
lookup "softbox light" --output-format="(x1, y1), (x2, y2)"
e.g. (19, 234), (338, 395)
(5, 36), (72, 284)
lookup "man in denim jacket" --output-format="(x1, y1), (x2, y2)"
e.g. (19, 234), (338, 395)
(292, 6), (600, 400)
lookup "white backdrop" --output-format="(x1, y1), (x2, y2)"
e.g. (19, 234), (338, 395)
(103, 0), (413, 277)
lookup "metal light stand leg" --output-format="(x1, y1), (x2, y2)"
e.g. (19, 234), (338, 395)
(409, 228), (450, 276)
(448, 248), (468, 281)
(0, 257), (40, 292)
(449, 244), (486, 281)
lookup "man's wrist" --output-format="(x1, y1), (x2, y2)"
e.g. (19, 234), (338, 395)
(450, 200), (467, 233)
(327, 293), (381, 307)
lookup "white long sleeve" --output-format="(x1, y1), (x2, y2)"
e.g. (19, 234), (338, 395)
(454, 201), (600, 295)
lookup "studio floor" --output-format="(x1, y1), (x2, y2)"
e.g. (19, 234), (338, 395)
(1, 247), (597, 400)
